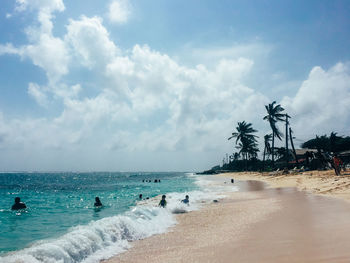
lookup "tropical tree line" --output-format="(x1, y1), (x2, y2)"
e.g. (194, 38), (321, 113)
(221, 101), (350, 173)
(302, 132), (350, 153)
(225, 101), (297, 171)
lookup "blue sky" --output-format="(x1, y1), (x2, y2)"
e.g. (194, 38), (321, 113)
(0, 0), (350, 171)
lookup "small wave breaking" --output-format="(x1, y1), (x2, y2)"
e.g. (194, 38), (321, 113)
(0, 205), (175, 263)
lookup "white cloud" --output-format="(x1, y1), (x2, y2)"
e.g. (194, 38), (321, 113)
(0, 38), (69, 86)
(0, 43), (23, 55)
(282, 62), (350, 139)
(107, 0), (131, 24)
(1, 0), (69, 88)
(19, 0), (69, 85)
(54, 84), (82, 100)
(24, 34), (70, 84)
(65, 16), (119, 69)
(15, 0), (65, 13)
(28, 83), (49, 107)
(15, 0), (65, 35)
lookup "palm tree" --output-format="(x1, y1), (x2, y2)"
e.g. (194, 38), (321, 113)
(236, 137), (259, 160)
(228, 121), (258, 145)
(263, 101), (285, 168)
(228, 121), (259, 169)
(262, 134), (272, 170)
(246, 138), (260, 159)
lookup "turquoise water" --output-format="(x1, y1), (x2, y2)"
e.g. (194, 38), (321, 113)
(0, 172), (198, 259)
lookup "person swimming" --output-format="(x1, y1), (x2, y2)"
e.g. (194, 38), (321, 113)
(11, 197), (27, 210)
(181, 195), (189, 205)
(159, 195), (167, 208)
(139, 194), (143, 200)
(94, 197), (103, 207)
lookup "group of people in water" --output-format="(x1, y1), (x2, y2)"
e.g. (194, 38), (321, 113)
(11, 196), (104, 210)
(142, 179), (161, 183)
(11, 194), (190, 210)
(158, 194), (189, 208)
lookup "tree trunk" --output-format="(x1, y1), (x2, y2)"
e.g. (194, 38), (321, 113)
(285, 115), (289, 168)
(272, 130), (275, 168)
(289, 127), (298, 166)
(262, 145), (266, 171)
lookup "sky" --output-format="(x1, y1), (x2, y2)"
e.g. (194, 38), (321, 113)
(0, 0), (350, 172)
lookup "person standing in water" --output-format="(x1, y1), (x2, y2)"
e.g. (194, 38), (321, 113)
(159, 195), (167, 208)
(94, 197), (103, 207)
(181, 195), (189, 205)
(11, 197), (27, 210)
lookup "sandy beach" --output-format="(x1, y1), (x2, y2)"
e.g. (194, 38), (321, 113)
(228, 170), (350, 202)
(104, 170), (350, 263)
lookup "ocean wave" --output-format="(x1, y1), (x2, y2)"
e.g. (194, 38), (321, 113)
(0, 206), (175, 263)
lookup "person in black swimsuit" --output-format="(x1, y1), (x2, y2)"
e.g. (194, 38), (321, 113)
(11, 197), (27, 210)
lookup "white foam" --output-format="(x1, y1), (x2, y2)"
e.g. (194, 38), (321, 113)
(0, 174), (238, 263)
(0, 206), (175, 263)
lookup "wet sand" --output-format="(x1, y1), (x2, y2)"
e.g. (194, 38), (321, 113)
(105, 176), (350, 263)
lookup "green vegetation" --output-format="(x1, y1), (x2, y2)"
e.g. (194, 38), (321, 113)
(228, 121), (259, 161)
(201, 101), (350, 174)
(302, 132), (350, 153)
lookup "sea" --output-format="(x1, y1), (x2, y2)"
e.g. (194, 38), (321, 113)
(0, 172), (238, 263)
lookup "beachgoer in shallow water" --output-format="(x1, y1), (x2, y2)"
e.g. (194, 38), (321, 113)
(11, 197), (26, 210)
(139, 194), (143, 200)
(333, 155), (343, 175)
(154, 179), (158, 183)
(94, 197), (103, 207)
(159, 195), (167, 208)
(181, 195), (189, 205)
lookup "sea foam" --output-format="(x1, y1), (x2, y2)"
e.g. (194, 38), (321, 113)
(0, 206), (175, 263)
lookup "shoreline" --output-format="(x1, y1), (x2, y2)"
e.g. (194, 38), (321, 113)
(104, 171), (350, 262)
(104, 181), (280, 263)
